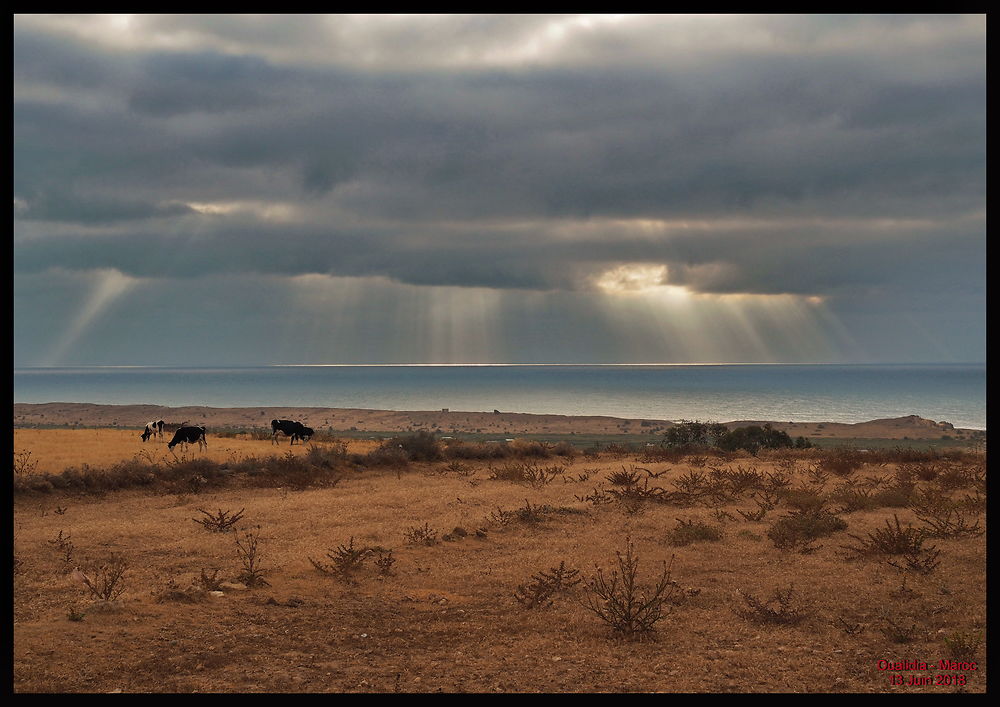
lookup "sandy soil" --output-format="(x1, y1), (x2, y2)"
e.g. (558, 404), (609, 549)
(13, 402), (981, 440)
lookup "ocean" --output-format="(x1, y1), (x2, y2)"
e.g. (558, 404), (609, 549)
(11, 363), (987, 430)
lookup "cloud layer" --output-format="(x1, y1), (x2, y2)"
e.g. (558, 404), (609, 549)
(13, 14), (986, 364)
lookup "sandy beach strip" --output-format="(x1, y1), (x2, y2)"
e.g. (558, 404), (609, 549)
(13, 402), (978, 440)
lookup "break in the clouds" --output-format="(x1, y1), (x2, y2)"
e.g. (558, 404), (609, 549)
(13, 14), (986, 365)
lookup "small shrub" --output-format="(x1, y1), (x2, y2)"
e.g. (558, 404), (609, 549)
(79, 555), (129, 601)
(607, 477), (671, 505)
(510, 499), (548, 525)
(354, 444), (410, 468)
(509, 439), (551, 458)
(14, 450), (39, 477)
(909, 488), (984, 539)
(804, 466), (830, 489)
(667, 518), (723, 546)
(444, 460), (474, 476)
(608, 466), (643, 486)
(66, 606), (86, 622)
(842, 515), (937, 559)
(873, 481), (916, 508)
(818, 448), (866, 477)
(735, 585), (811, 625)
(779, 487), (827, 514)
(885, 546), (942, 576)
(403, 523), (438, 546)
(736, 502), (770, 523)
(827, 482), (879, 513)
(575, 487), (615, 507)
(878, 613), (923, 644)
(154, 577), (207, 603)
(513, 561), (582, 609)
(234, 526), (270, 588)
(602, 442), (635, 457)
(387, 431), (443, 462)
(957, 489), (986, 514)
(193, 507), (246, 532)
(581, 538), (678, 640)
(673, 469), (708, 495)
(487, 506), (517, 526)
(309, 537), (372, 583)
(943, 630), (984, 660)
(766, 507), (847, 553)
(488, 461), (565, 488)
(373, 549), (396, 576)
(712, 465), (765, 496)
(48, 529), (74, 552)
(550, 441), (579, 458)
(304, 442), (349, 469)
(834, 616), (865, 636)
(197, 568), (224, 592)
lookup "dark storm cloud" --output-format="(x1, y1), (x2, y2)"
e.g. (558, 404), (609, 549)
(13, 15), (986, 300)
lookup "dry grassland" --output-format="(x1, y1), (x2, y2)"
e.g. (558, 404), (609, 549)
(13, 430), (987, 693)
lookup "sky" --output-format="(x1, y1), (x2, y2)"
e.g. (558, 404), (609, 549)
(13, 14), (986, 366)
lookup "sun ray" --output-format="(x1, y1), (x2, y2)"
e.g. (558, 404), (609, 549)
(41, 269), (139, 366)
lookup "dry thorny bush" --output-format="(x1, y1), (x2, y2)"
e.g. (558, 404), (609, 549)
(580, 537), (679, 641)
(14, 449), (39, 477)
(841, 514), (939, 561)
(907, 487), (984, 539)
(193, 507), (246, 532)
(487, 461), (566, 488)
(513, 561), (582, 609)
(666, 518), (723, 546)
(403, 522), (438, 546)
(309, 537), (395, 583)
(78, 554), (129, 601)
(766, 506), (848, 554)
(234, 526), (270, 587)
(877, 612), (924, 644)
(734, 585), (812, 626)
(48, 529), (75, 566)
(943, 629), (985, 660)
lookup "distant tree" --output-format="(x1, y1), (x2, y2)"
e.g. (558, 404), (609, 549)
(662, 421), (728, 449)
(716, 424), (795, 455)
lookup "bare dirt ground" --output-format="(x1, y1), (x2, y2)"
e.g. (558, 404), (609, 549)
(12, 419), (987, 694)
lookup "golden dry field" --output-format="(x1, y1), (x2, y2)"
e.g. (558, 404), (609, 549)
(13, 428), (987, 693)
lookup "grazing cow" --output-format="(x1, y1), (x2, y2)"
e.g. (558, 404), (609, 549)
(270, 419), (313, 445)
(167, 425), (207, 452)
(140, 419), (165, 442)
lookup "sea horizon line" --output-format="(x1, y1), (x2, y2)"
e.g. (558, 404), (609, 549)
(13, 361), (986, 370)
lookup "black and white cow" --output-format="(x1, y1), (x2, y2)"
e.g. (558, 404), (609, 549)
(140, 419), (165, 442)
(270, 419), (313, 445)
(167, 425), (207, 451)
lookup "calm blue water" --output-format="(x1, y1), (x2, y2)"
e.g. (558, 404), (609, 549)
(12, 364), (986, 429)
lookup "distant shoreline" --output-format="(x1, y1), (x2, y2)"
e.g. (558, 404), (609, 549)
(12, 402), (985, 440)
